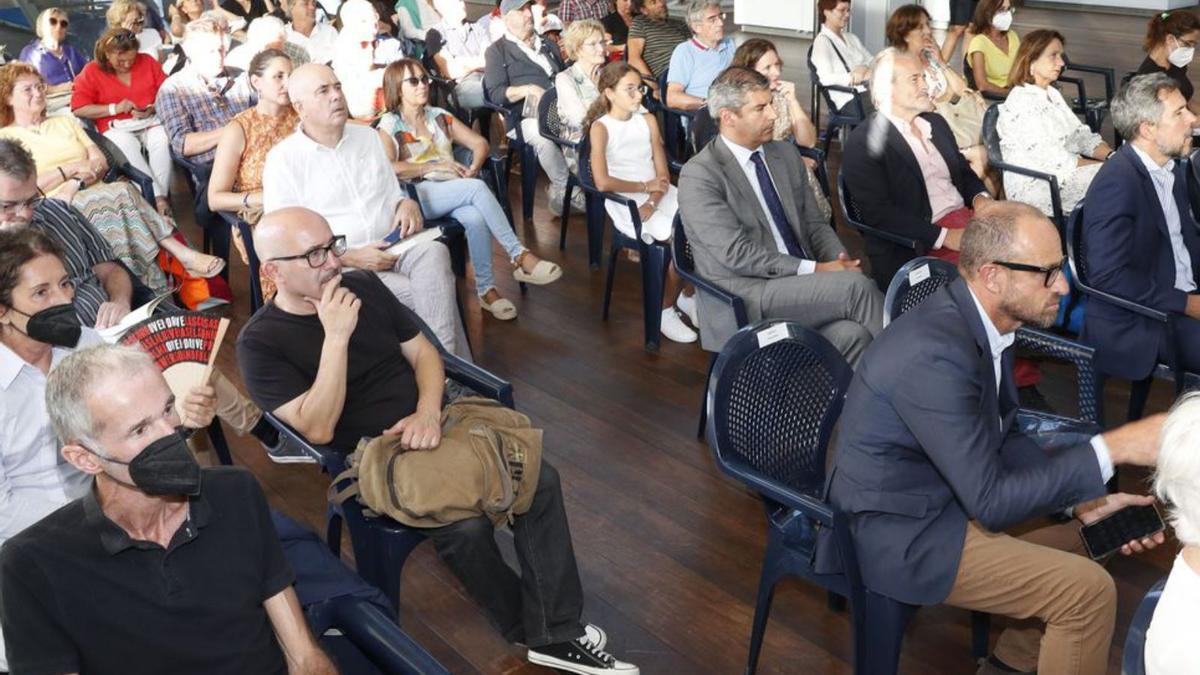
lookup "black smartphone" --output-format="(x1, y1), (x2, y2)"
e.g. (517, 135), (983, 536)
(1079, 503), (1165, 560)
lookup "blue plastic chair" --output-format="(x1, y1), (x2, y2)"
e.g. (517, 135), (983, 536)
(578, 134), (669, 351)
(1121, 576), (1166, 675)
(671, 213), (746, 438)
(1066, 202), (1200, 421)
(807, 45), (866, 157)
(262, 321), (513, 611)
(480, 88), (540, 223)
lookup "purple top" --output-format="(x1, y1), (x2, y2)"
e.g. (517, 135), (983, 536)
(19, 40), (89, 85)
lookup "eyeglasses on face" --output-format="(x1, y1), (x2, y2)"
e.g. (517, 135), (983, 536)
(268, 235), (348, 268)
(402, 75), (432, 86)
(991, 255), (1068, 287)
(48, 16), (69, 28)
(0, 191), (44, 215)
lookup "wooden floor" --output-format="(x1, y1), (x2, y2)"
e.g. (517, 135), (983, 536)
(185, 7), (1189, 675)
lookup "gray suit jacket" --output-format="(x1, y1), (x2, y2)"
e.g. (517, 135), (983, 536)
(678, 137), (845, 350)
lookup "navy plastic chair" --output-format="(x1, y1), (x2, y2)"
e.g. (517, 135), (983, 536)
(982, 104), (1068, 232)
(578, 134), (669, 351)
(884, 256), (1104, 427)
(807, 45), (866, 156)
(1121, 576), (1166, 675)
(480, 88), (540, 223)
(671, 213), (746, 438)
(657, 70), (696, 169)
(263, 324), (513, 611)
(536, 87), (588, 252)
(1066, 202), (1199, 421)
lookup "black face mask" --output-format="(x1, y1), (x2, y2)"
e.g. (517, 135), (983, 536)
(91, 428), (203, 497)
(8, 303), (81, 348)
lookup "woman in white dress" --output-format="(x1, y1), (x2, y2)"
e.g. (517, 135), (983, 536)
(997, 30), (1112, 218)
(585, 62), (696, 344)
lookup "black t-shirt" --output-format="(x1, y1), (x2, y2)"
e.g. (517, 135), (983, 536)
(237, 270), (421, 450)
(1137, 56), (1195, 102)
(601, 12), (629, 47)
(0, 468), (293, 675)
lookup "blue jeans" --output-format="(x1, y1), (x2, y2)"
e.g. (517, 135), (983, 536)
(415, 178), (524, 297)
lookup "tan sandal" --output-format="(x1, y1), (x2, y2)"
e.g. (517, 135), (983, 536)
(480, 295), (517, 320)
(512, 254), (562, 285)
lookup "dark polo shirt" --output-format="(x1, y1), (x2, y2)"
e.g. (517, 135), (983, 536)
(0, 467), (293, 675)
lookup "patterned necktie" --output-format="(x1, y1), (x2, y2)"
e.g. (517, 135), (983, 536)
(750, 150), (808, 259)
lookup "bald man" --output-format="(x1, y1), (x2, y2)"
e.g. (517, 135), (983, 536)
(816, 202), (1165, 675)
(261, 64), (468, 358)
(237, 209), (639, 675)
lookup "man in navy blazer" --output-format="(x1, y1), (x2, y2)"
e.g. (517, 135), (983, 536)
(841, 50), (991, 291)
(815, 202), (1165, 675)
(1081, 73), (1200, 381)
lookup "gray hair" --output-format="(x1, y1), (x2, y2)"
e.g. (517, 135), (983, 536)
(1111, 73), (1180, 142)
(706, 66), (771, 124)
(957, 201), (1046, 277)
(685, 0), (720, 26)
(1156, 392), (1200, 548)
(45, 344), (158, 446)
(0, 139), (37, 182)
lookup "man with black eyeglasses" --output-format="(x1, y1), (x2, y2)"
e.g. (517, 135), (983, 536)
(815, 201), (1168, 675)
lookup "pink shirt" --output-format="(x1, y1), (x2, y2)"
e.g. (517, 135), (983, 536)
(885, 113), (963, 222)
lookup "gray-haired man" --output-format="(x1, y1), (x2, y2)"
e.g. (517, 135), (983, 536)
(679, 66), (882, 364)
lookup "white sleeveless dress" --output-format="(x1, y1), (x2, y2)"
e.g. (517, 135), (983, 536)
(596, 113), (678, 244)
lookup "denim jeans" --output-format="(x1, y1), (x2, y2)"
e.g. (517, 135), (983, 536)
(415, 178), (524, 297)
(424, 461), (585, 648)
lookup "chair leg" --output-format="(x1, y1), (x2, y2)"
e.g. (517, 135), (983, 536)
(521, 145), (538, 223)
(1127, 377), (1153, 421)
(640, 243), (667, 352)
(586, 193), (605, 270)
(857, 591), (919, 675)
(971, 611), (991, 660)
(602, 239), (621, 320)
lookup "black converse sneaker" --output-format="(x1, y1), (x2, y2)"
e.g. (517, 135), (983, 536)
(526, 627), (638, 675)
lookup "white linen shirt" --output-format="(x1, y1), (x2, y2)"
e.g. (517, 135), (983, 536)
(966, 287), (1113, 480)
(0, 329), (101, 548)
(720, 135), (816, 275)
(263, 123), (403, 248)
(1130, 143), (1197, 293)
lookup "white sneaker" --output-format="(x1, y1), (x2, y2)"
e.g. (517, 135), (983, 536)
(660, 308), (698, 343)
(676, 293), (698, 326)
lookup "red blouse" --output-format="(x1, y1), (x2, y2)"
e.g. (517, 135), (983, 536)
(69, 53), (167, 133)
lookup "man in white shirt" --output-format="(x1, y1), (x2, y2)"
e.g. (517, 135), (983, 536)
(678, 66), (881, 363)
(262, 63), (468, 358)
(286, 0), (338, 65)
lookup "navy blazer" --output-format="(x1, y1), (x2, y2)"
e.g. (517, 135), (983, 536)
(841, 112), (987, 290)
(814, 278), (1107, 605)
(1080, 143), (1200, 380)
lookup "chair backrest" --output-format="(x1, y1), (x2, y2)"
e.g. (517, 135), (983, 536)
(707, 320), (853, 498)
(537, 86), (574, 149)
(1121, 576), (1167, 675)
(981, 103), (1003, 165)
(883, 257), (960, 327)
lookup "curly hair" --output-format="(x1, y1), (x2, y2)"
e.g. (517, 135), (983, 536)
(0, 63), (44, 127)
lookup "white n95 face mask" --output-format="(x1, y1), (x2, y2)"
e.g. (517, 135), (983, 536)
(992, 10), (1013, 32)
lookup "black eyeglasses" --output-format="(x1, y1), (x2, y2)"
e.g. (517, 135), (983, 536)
(991, 255), (1068, 287)
(48, 16), (68, 28)
(268, 235), (348, 268)
(403, 75), (432, 86)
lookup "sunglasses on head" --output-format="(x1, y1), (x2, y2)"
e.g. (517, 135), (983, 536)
(48, 16), (68, 28)
(403, 75), (431, 86)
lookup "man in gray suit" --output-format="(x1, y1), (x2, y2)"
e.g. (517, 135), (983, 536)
(816, 202), (1166, 675)
(678, 66), (882, 364)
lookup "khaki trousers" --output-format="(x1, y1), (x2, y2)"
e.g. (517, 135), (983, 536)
(943, 520), (1117, 675)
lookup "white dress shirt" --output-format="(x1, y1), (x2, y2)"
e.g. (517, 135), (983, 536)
(720, 135), (816, 275)
(263, 123), (404, 248)
(0, 329), (101, 548)
(966, 287), (1113, 481)
(1130, 143), (1197, 292)
(287, 21), (339, 66)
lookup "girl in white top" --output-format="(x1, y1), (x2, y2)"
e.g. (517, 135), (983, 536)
(811, 0), (872, 113)
(585, 62), (696, 344)
(1147, 392), (1200, 675)
(997, 31), (1111, 218)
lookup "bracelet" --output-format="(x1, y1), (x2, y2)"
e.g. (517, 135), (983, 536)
(57, 166), (66, 182)
(108, 103), (116, 115)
